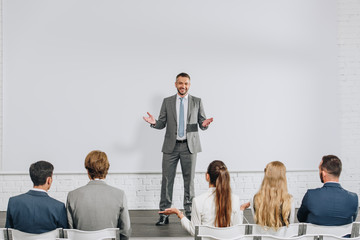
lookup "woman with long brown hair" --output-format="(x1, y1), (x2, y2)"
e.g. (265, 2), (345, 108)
(160, 160), (242, 236)
(241, 161), (295, 230)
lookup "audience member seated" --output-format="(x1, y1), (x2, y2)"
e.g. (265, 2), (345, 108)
(159, 160), (243, 236)
(241, 161), (295, 230)
(66, 150), (131, 240)
(5, 161), (68, 233)
(297, 155), (358, 225)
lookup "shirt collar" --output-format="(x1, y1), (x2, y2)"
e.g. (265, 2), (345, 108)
(324, 182), (341, 187)
(177, 94), (189, 100)
(325, 181), (339, 183)
(31, 188), (47, 192)
(91, 178), (105, 181)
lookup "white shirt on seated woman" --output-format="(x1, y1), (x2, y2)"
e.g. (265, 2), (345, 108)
(181, 187), (242, 235)
(160, 160), (243, 236)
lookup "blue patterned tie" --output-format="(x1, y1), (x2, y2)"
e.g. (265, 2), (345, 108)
(179, 97), (184, 137)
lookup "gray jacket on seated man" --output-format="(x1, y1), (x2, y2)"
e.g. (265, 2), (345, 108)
(66, 150), (131, 240)
(297, 155), (358, 226)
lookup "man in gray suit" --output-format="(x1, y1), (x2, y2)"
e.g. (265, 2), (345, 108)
(66, 150), (131, 240)
(143, 72), (213, 225)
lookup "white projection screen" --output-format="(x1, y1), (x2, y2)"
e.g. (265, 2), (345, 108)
(2, 0), (339, 173)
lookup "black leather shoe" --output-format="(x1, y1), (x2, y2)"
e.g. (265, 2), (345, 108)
(155, 215), (169, 226)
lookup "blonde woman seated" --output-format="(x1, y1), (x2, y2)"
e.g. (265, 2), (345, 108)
(160, 160), (243, 236)
(241, 161), (295, 230)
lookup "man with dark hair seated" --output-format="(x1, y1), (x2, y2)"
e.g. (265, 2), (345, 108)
(66, 150), (131, 240)
(297, 155), (358, 226)
(6, 161), (68, 233)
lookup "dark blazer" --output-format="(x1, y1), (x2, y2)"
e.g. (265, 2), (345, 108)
(5, 190), (68, 233)
(297, 182), (358, 226)
(152, 94), (208, 154)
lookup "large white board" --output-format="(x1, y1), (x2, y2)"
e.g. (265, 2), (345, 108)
(2, 0), (339, 173)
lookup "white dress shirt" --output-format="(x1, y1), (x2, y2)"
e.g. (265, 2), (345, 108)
(181, 187), (243, 236)
(176, 94), (188, 140)
(31, 188), (47, 193)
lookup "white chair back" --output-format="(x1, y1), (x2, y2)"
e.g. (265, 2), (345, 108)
(195, 224), (247, 240)
(198, 235), (254, 240)
(258, 235), (319, 240)
(319, 234), (360, 240)
(7, 228), (62, 240)
(63, 228), (119, 240)
(210, 234), (318, 240)
(303, 223), (352, 237)
(247, 224), (302, 237)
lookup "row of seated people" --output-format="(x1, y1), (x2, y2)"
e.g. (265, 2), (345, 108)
(160, 156), (358, 236)
(4, 152), (359, 239)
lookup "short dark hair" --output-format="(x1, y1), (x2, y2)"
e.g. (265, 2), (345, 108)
(29, 161), (54, 186)
(85, 150), (110, 179)
(321, 155), (342, 177)
(176, 72), (190, 80)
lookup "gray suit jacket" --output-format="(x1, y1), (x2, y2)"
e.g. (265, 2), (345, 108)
(152, 94), (208, 154)
(66, 180), (131, 240)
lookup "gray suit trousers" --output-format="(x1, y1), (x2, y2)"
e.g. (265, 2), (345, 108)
(160, 142), (196, 216)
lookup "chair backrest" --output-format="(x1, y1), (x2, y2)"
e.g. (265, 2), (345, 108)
(212, 234), (319, 240)
(197, 235), (254, 240)
(247, 224), (302, 237)
(7, 228), (62, 240)
(318, 234), (360, 240)
(257, 234), (319, 240)
(0, 228), (7, 240)
(63, 228), (119, 240)
(195, 224), (247, 240)
(302, 223), (352, 237)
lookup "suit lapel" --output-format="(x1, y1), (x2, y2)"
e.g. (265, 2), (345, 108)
(187, 94), (193, 122)
(170, 94), (177, 122)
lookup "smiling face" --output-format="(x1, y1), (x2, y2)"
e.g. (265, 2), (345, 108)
(175, 76), (190, 96)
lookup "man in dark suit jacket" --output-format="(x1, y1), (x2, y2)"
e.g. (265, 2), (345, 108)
(143, 72), (213, 225)
(297, 155), (358, 226)
(5, 161), (68, 233)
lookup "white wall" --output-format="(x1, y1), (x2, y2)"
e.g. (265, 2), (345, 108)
(1, 0), (339, 173)
(0, 0), (359, 211)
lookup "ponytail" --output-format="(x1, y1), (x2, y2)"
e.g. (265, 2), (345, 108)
(208, 160), (232, 228)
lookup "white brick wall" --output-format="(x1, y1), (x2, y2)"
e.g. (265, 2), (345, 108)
(0, 0), (359, 211)
(337, 0), (360, 197)
(0, 171), (321, 211)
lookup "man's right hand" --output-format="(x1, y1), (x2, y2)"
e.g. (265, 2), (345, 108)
(143, 112), (156, 125)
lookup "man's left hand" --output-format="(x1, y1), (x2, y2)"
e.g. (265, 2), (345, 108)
(202, 118), (213, 127)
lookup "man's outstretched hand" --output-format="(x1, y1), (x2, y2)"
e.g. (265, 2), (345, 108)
(202, 117), (213, 127)
(143, 112), (156, 125)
